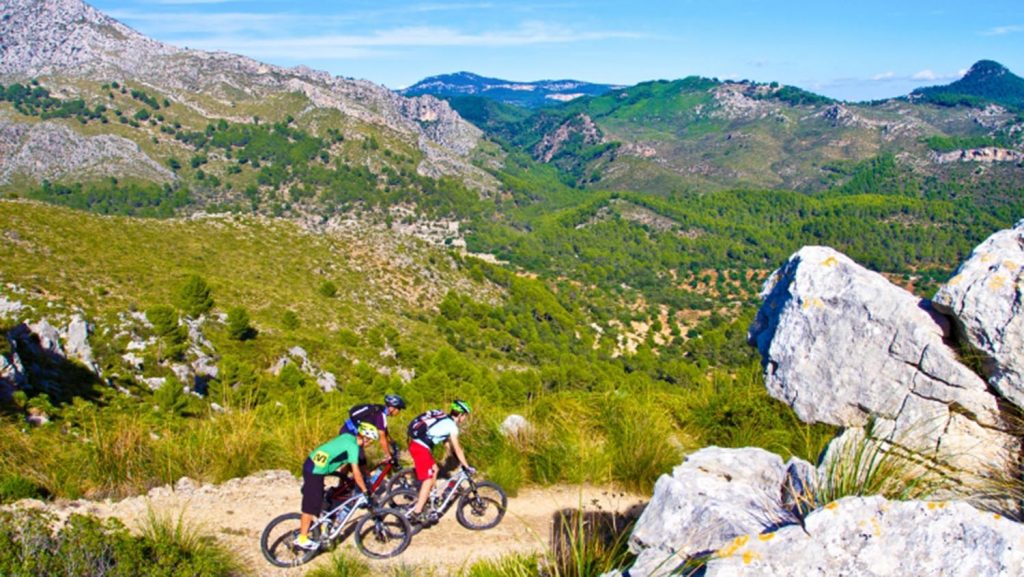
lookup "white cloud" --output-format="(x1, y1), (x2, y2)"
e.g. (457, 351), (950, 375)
(982, 24), (1024, 36)
(154, 21), (643, 62)
(911, 69), (939, 81)
(871, 71), (896, 81)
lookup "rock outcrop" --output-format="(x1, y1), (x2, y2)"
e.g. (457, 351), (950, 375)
(0, 118), (174, 185)
(747, 245), (1017, 474)
(627, 223), (1024, 576)
(627, 447), (814, 576)
(933, 220), (1024, 408)
(703, 496), (1024, 576)
(932, 147), (1024, 164)
(534, 114), (603, 163)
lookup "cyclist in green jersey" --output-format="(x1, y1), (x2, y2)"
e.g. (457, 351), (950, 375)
(294, 421), (380, 550)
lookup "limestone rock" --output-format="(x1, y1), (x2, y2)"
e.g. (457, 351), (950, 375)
(27, 319), (63, 358)
(748, 246), (1017, 473)
(627, 447), (813, 577)
(703, 496), (1024, 576)
(499, 414), (532, 439)
(0, 120), (173, 185)
(0, 295), (24, 319)
(933, 220), (1024, 409)
(64, 313), (98, 374)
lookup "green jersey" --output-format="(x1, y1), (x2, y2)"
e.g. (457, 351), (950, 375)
(308, 433), (360, 475)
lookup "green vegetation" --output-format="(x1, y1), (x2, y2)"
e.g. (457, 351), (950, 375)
(757, 84), (836, 106)
(176, 274), (214, 318)
(0, 82), (108, 122)
(0, 508), (242, 576)
(923, 131), (1021, 152)
(25, 180), (191, 218)
(0, 201), (831, 501)
(911, 60), (1024, 111)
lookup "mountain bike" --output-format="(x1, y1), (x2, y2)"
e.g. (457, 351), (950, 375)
(260, 492), (412, 567)
(384, 467), (507, 534)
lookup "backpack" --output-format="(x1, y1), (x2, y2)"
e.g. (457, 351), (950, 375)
(407, 409), (450, 446)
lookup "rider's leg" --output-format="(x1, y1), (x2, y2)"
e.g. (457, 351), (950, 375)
(298, 459), (325, 540)
(409, 440), (436, 514)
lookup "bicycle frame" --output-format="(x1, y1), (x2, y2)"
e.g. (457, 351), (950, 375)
(313, 492), (368, 542)
(424, 469), (475, 516)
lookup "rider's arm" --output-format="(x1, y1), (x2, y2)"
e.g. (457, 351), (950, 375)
(447, 434), (469, 470)
(351, 461), (368, 494)
(379, 430), (393, 460)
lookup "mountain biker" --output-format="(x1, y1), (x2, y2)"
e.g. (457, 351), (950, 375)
(340, 393), (406, 463)
(293, 421), (380, 551)
(406, 399), (475, 524)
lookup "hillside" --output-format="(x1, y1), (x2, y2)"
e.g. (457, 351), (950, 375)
(0, 0), (502, 213)
(460, 68), (1024, 194)
(401, 71), (620, 108)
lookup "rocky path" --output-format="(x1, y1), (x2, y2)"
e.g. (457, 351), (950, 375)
(29, 471), (647, 576)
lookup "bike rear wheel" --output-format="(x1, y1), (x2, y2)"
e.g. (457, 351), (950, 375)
(387, 466), (419, 493)
(456, 481), (507, 530)
(354, 507), (413, 559)
(260, 512), (321, 567)
(382, 487), (425, 535)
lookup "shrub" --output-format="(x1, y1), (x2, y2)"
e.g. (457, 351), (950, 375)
(226, 306), (255, 340)
(176, 274), (214, 318)
(0, 508), (243, 576)
(318, 280), (338, 298)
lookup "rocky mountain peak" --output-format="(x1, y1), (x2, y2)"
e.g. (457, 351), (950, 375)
(963, 60), (1010, 82)
(0, 0), (177, 78)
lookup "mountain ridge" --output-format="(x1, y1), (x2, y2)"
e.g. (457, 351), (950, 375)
(401, 71), (621, 108)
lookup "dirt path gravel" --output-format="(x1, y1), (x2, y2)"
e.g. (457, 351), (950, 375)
(32, 470), (647, 576)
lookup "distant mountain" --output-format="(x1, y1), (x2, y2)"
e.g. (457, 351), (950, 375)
(401, 72), (620, 108)
(910, 60), (1024, 111)
(0, 0), (498, 200)
(458, 70), (1024, 194)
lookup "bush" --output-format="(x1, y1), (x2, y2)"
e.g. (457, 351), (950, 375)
(318, 280), (338, 298)
(176, 274), (214, 318)
(226, 306), (255, 340)
(0, 508), (243, 576)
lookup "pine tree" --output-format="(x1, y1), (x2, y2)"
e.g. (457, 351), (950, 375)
(176, 274), (214, 318)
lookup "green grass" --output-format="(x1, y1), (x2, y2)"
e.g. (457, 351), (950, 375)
(306, 551), (373, 577)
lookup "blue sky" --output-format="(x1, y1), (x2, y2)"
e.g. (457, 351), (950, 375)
(89, 0), (1024, 102)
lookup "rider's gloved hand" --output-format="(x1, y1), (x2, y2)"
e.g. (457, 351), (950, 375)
(462, 465), (477, 476)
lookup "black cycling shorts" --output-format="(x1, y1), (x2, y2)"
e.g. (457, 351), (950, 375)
(300, 457), (325, 516)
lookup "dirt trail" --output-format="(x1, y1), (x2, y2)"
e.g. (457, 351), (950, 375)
(32, 471), (647, 576)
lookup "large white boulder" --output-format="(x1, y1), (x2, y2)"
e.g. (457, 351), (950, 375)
(627, 447), (814, 577)
(703, 496), (1024, 576)
(933, 219), (1024, 409)
(747, 246), (1017, 474)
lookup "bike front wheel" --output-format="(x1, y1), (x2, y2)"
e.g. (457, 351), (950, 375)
(260, 512), (321, 567)
(456, 481), (507, 530)
(354, 507), (413, 559)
